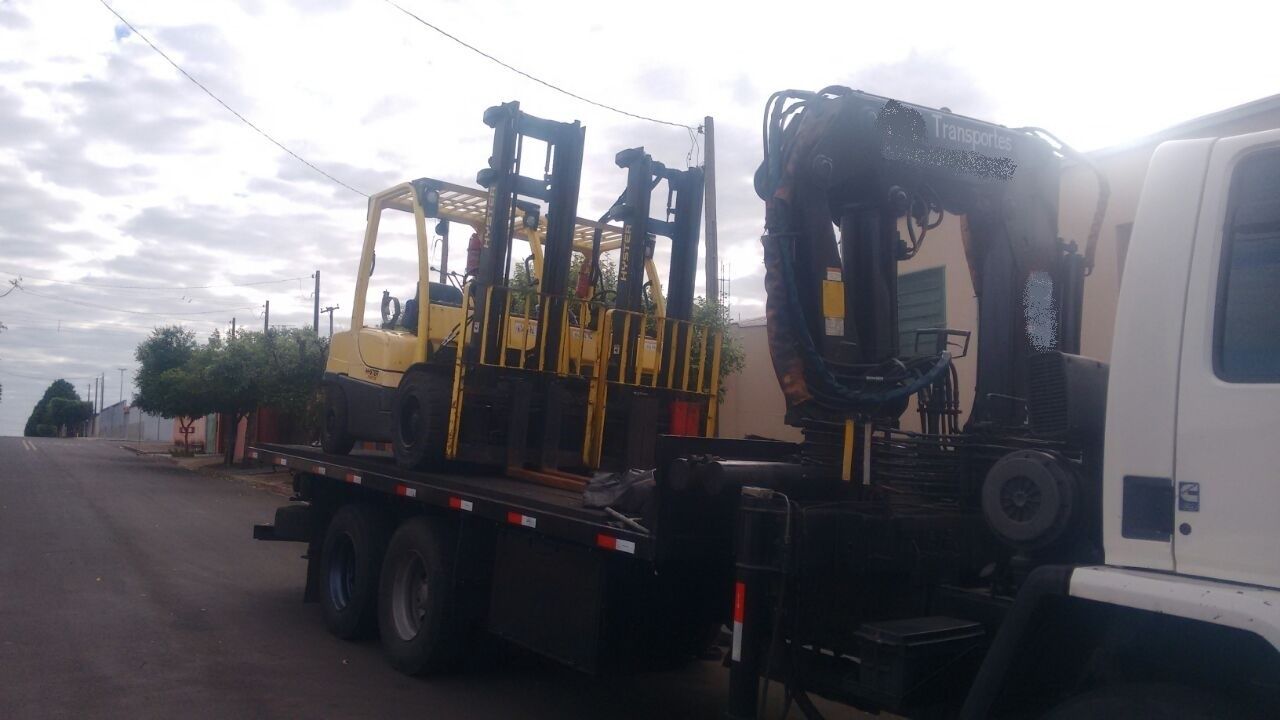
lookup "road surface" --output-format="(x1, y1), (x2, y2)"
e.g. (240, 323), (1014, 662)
(0, 437), (863, 719)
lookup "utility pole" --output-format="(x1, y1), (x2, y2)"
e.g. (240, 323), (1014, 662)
(321, 304), (340, 339)
(264, 300), (270, 334)
(92, 376), (98, 413)
(99, 372), (104, 411)
(312, 270), (320, 336)
(702, 116), (719, 307)
(231, 317), (236, 340)
(118, 367), (126, 403)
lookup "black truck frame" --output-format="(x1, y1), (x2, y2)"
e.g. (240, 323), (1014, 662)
(250, 438), (786, 676)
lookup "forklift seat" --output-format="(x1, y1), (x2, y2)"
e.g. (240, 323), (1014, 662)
(402, 282), (463, 332)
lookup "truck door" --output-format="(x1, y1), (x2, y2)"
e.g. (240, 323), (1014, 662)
(1175, 131), (1280, 588)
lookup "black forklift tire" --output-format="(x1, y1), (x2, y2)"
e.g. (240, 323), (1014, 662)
(319, 504), (389, 640)
(377, 516), (463, 675)
(320, 383), (356, 456)
(392, 370), (450, 470)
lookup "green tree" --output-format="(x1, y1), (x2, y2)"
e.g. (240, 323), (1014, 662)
(133, 326), (206, 452)
(133, 327), (328, 464)
(24, 379), (86, 437)
(692, 297), (744, 400)
(47, 396), (93, 433)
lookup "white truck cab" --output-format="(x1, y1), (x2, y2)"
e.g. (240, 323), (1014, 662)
(1077, 126), (1280, 673)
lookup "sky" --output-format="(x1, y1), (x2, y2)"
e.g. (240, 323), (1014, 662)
(1, 0), (1276, 436)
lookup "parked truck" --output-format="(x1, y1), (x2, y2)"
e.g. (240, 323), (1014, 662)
(254, 90), (1280, 718)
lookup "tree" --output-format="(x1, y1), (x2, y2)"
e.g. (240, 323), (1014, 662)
(692, 296), (745, 400)
(24, 379), (87, 437)
(134, 327), (205, 452)
(133, 327), (328, 464)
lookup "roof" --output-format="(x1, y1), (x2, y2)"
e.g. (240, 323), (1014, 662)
(1088, 93), (1280, 159)
(379, 179), (625, 249)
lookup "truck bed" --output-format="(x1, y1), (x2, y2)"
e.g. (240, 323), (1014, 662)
(249, 443), (653, 560)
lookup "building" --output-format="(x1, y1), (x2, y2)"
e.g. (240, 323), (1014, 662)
(719, 95), (1280, 440)
(91, 400), (175, 442)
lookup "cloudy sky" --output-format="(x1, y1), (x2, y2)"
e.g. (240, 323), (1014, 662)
(1, 0), (1275, 435)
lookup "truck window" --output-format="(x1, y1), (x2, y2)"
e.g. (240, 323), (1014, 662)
(1216, 148), (1280, 382)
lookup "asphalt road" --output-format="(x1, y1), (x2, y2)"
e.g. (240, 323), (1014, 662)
(0, 437), (864, 719)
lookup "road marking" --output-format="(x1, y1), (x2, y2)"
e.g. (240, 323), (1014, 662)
(22, 439), (35, 451)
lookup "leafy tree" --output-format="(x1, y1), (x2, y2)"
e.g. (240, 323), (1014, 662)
(692, 296), (745, 400)
(24, 379), (87, 437)
(47, 396), (93, 432)
(132, 327), (328, 464)
(134, 327), (205, 452)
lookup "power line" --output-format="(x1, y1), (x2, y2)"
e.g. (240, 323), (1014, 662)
(1, 268), (311, 291)
(96, 0), (369, 198)
(17, 286), (255, 317)
(384, 0), (696, 131)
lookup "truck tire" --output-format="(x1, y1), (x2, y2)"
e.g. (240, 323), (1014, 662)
(1042, 682), (1257, 719)
(378, 516), (463, 675)
(319, 504), (389, 640)
(392, 370), (450, 471)
(321, 383), (356, 456)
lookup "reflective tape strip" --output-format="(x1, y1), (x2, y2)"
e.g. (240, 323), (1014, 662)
(311, 465), (327, 475)
(344, 473), (362, 485)
(395, 485), (417, 498)
(595, 534), (636, 554)
(248, 451), (258, 459)
(731, 581), (746, 662)
(506, 511), (536, 528)
(275, 458), (287, 466)
(448, 497), (473, 512)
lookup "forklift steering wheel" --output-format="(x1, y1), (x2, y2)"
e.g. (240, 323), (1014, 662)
(381, 291), (402, 328)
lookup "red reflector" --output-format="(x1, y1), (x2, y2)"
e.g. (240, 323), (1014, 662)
(669, 400), (702, 436)
(596, 533), (615, 550)
(506, 511), (536, 528)
(733, 581), (746, 623)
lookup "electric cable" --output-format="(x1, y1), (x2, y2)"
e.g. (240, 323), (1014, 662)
(384, 0), (696, 131)
(17, 286), (255, 317)
(95, 0), (369, 198)
(2, 268), (310, 291)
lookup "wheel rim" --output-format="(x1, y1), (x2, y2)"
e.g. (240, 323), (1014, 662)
(1000, 475), (1042, 523)
(390, 550), (429, 641)
(399, 395), (424, 448)
(326, 533), (357, 611)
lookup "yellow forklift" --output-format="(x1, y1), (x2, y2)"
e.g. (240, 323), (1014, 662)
(320, 102), (720, 483)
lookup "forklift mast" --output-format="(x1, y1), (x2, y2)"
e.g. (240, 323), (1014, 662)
(612, 147), (706, 322)
(473, 101), (585, 371)
(755, 87), (1086, 429)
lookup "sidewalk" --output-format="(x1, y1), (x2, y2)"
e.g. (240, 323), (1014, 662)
(168, 453), (294, 497)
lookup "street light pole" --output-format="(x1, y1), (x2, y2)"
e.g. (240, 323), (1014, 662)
(118, 367), (126, 403)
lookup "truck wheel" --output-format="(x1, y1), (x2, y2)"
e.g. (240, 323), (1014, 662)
(321, 383), (356, 455)
(378, 516), (462, 675)
(319, 504), (388, 640)
(392, 370), (449, 470)
(1042, 682), (1256, 719)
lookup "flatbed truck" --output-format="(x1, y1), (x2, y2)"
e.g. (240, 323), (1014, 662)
(254, 91), (1280, 718)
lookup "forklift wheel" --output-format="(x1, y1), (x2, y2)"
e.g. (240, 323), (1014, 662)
(392, 370), (450, 470)
(321, 383), (356, 455)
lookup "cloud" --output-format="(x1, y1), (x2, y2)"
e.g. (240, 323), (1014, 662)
(844, 51), (996, 118)
(0, 1), (30, 30)
(634, 65), (690, 103)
